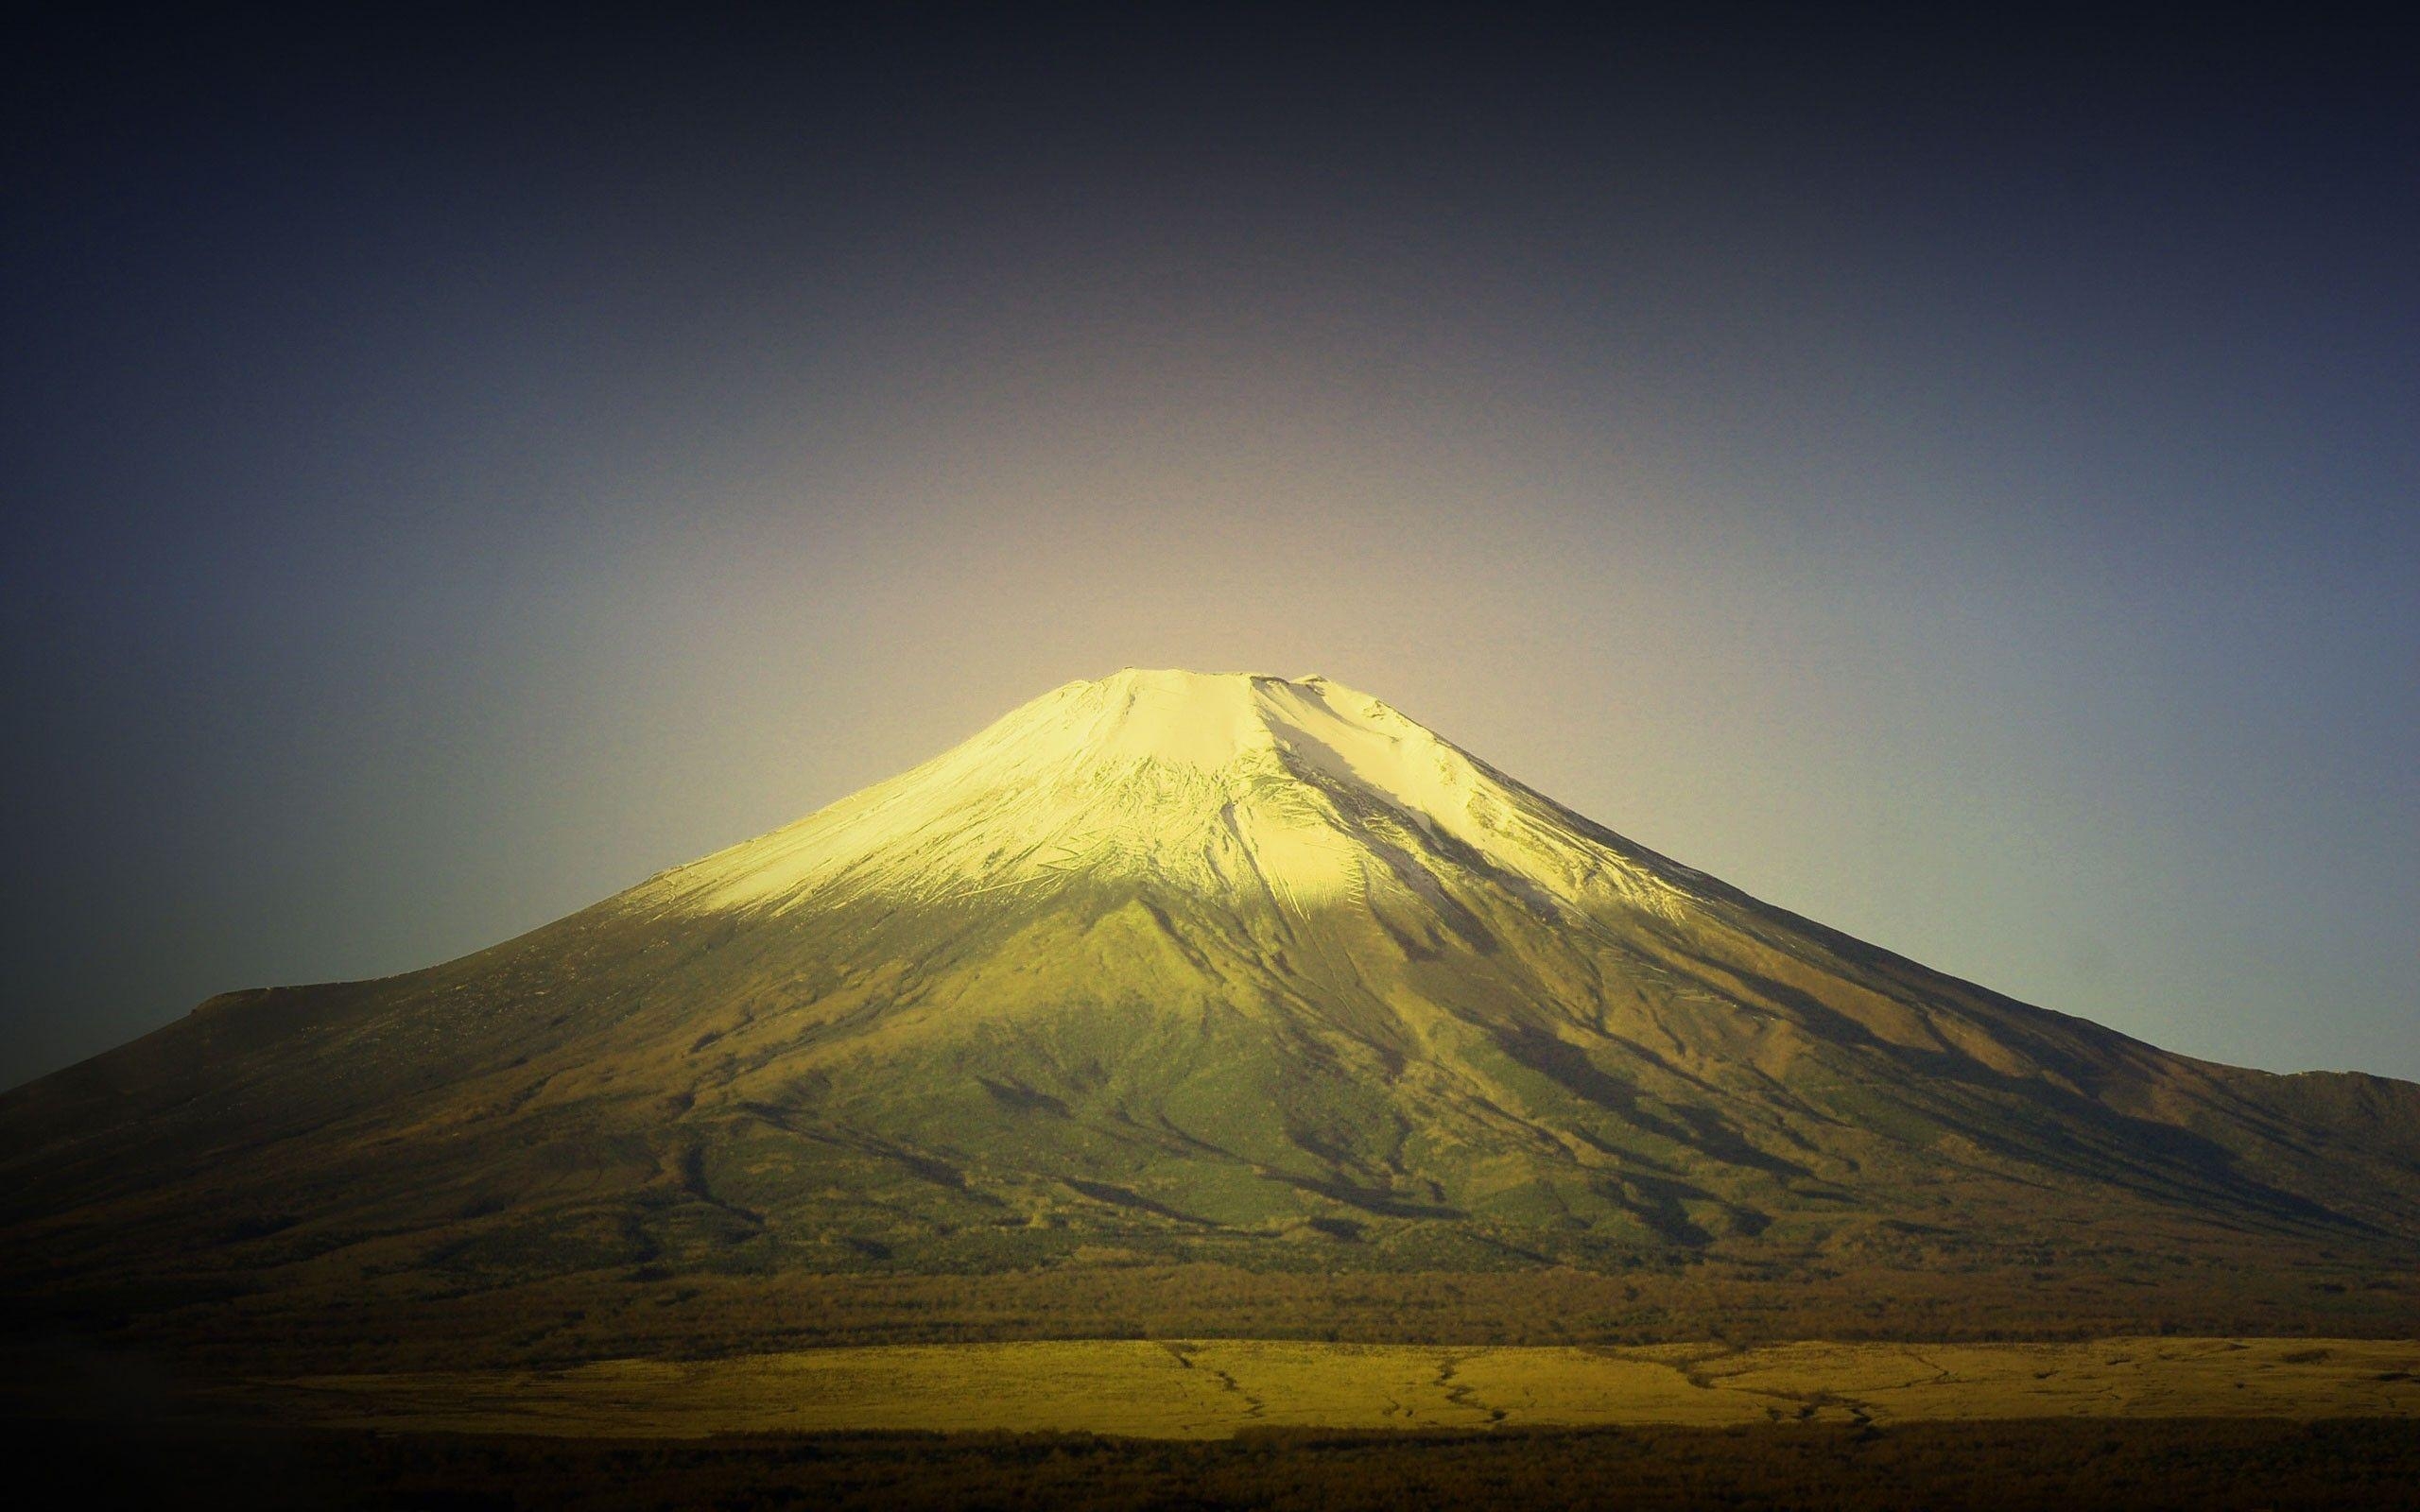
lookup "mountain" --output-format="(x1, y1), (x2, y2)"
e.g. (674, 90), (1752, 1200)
(4, 669), (2416, 1356)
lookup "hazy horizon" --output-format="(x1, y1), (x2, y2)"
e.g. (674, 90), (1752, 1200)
(4, 9), (2413, 1088)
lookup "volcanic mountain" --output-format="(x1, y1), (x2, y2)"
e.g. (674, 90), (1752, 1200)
(5, 670), (2417, 1341)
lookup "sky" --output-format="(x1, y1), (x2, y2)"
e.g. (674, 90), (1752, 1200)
(2, 7), (2413, 1088)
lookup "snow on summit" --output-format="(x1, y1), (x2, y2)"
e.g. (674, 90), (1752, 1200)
(628, 669), (1680, 919)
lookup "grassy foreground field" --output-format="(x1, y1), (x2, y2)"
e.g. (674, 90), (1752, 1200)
(253, 1335), (2420, 1438)
(10, 1336), (2417, 1507)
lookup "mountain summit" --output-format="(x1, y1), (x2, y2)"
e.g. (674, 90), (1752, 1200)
(5, 670), (2417, 1331)
(635, 668), (1695, 924)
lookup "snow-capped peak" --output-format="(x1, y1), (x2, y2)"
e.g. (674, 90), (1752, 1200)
(626, 669), (1646, 920)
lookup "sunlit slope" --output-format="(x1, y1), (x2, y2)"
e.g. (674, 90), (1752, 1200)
(5, 670), (2417, 1297)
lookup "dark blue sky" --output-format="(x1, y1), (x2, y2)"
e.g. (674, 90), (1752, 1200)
(4, 6), (2414, 1086)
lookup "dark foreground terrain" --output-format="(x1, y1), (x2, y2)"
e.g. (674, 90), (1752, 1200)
(9, 1418), (2419, 1511)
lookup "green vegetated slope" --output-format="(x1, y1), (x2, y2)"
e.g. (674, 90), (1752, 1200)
(3, 670), (2415, 1358)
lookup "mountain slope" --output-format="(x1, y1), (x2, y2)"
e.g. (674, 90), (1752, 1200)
(5, 669), (2416, 1321)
